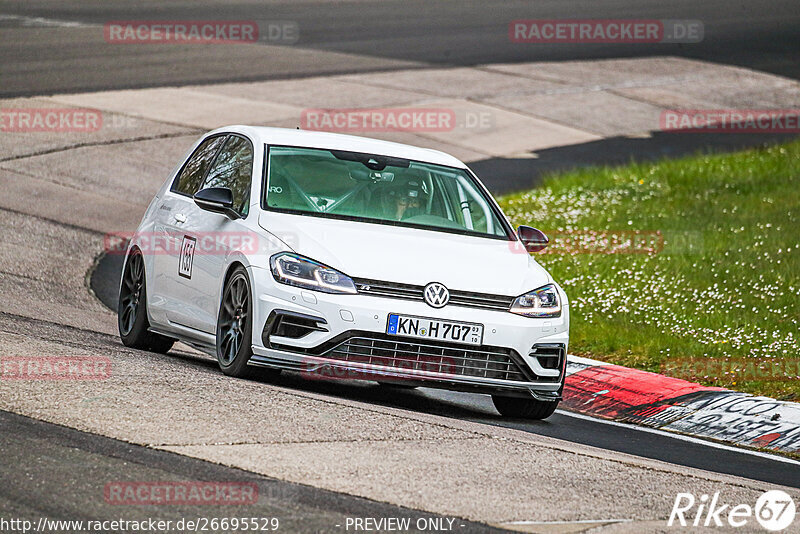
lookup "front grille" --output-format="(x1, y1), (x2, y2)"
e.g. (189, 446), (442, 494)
(353, 278), (514, 311)
(323, 334), (529, 381)
(449, 291), (515, 310)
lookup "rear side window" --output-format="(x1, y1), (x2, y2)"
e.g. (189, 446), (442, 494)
(171, 135), (226, 196)
(202, 135), (254, 216)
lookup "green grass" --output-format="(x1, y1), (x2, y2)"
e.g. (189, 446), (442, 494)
(498, 140), (800, 400)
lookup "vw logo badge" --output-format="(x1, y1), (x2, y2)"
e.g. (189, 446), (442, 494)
(424, 282), (450, 308)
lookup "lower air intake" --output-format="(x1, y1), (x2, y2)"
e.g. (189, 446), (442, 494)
(530, 343), (565, 371)
(324, 334), (529, 382)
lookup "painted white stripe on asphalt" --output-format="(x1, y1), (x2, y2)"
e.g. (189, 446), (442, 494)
(556, 409), (800, 466)
(0, 14), (94, 28)
(503, 518), (631, 525)
(567, 354), (607, 367)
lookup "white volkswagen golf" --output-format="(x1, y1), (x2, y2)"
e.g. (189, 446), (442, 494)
(118, 126), (569, 419)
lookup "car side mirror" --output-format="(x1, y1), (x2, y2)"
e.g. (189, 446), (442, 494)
(193, 187), (239, 220)
(517, 225), (548, 253)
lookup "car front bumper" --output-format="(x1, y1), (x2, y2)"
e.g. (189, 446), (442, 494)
(248, 266), (569, 398)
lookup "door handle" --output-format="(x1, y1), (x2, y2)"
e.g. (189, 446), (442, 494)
(174, 213), (187, 223)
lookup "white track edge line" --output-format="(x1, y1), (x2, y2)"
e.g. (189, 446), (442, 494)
(503, 518), (631, 525)
(555, 409), (800, 466)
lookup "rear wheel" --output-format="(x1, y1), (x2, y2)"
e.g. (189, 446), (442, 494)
(118, 249), (175, 353)
(492, 395), (559, 420)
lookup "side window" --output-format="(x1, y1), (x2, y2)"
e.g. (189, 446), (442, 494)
(202, 135), (254, 216)
(172, 136), (226, 196)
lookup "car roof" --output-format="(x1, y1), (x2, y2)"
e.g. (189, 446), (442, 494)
(207, 125), (467, 168)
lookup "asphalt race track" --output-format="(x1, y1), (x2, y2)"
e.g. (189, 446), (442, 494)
(3, 0), (798, 195)
(1, 0), (799, 97)
(0, 410), (507, 533)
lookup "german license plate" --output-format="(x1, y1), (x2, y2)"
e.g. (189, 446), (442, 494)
(386, 314), (483, 346)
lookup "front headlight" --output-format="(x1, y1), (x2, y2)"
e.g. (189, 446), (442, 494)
(509, 284), (561, 318)
(269, 253), (357, 294)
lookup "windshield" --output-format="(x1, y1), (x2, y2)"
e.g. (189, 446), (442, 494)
(264, 146), (511, 239)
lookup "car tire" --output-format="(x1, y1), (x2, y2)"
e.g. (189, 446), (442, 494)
(491, 395), (559, 420)
(216, 266), (258, 378)
(118, 249), (175, 354)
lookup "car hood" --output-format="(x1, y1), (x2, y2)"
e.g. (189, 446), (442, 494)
(259, 212), (551, 296)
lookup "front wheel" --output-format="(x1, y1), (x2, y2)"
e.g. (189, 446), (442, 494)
(216, 267), (282, 381)
(216, 267), (257, 378)
(492, 395), (559, 420)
